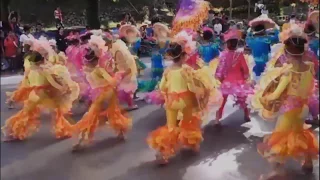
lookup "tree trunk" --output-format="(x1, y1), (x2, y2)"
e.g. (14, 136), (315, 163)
(247, 0), (251, 19)
(1, 0), (10, 22)
(229, 0), (233, 19)
(85, 0), (100, 29)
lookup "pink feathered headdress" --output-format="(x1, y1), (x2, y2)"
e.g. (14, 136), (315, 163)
(249, 15), (276, 30)
(173, 30), (197, 54)
(31, 36), (55, 57)
(202, 27), (213, 34)
(119, 24), (140, 38)
(223, 29), (242, 41)
(279, 23), (308, 43)
(87, 35), (110, 59)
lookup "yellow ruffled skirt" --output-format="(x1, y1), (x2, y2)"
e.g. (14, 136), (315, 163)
(73, 86), (132, 144)
(258, 108), (319, 163)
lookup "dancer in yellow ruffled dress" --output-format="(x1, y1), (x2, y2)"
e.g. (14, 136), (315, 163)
(110, 39), (139, 110)
(2, 48), (75, 141)
(72, 36), (132, 151)
(6, 37), (34, 109)
(251, 25), (319, 180)
(147, 42), (214, 164)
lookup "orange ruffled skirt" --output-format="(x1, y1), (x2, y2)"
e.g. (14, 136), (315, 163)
(147, 91), (203, 161)
(73, 86), (132, 144)
(258, 108), (319, 163)
(2, 86), (74, 140)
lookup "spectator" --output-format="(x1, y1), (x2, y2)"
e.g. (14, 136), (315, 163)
(54, 7), (64, 28)
(7, 15), (22, 36)
(121, 13), (131, 25)
(213, 18), (222, 35)
(1, 27), (9, 71)
(4, 31), (19, 72)
(112, 24), (121, 37)
(129, 16), (136, 26)
(55, 27), (67, 52)
(20, 25), (34, 50)
(33, 23), (47, 39)
(19, 25), (34, 71)
(146, 24), (153, 39)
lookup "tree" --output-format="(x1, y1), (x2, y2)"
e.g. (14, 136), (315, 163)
(229, 0), (233, 18)
(247, 0), (251, 19)
(1, 0), (10, 22)
(85, 0), (100, 29)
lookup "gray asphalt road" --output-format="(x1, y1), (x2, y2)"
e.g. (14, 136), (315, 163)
(1, 58), (319, 180)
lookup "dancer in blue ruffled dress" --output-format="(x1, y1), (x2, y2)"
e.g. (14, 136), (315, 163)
(138, 23), (170, 92)
(198, 28), (220, 64)
(246, 16), (279, 80)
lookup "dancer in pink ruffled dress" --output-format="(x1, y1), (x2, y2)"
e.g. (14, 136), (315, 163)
(65, 32), (90, 101)
(215, 29), (253, 125)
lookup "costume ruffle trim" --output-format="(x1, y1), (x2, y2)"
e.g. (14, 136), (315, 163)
(147, 116), (203, 161)
(144, 90), (165, 105)
(147, 126), (180, 161)
(53, 109), (74, 139)
(2, 108), (40, 140)
(258, 130), (319, 163)
(179, 116), (203, 149)
(101, 105), (132, 135)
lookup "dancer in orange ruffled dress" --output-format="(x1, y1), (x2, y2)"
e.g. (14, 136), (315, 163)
(2, 41), (75, 141)
(147, 40), (215, 164)
(72, 35), (131, 151)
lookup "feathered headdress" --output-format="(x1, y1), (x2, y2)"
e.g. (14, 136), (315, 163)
(171, 0), (210, 36)
(172, 30), (197, 54)
(153, 23), (170, 38)
(31, 36), (55, 57)
(48, 39), (57, 47)
(249, 15), (276, 30)
(119, 24), (140, 38)
(87, 35), (109, 59)
(279, 23), (307, 43)
(223, 29), (242, 41)
(307, 10), (319, 34)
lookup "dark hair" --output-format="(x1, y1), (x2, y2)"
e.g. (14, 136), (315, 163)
(208, 10), (215, 14)
(120, 37), (127, 44)
(151, 16), (161, 25)
(166, 42), (185, 63)
(84, 49), (98, 63)
(29, 51), (44, 63)
(304, 23), (316, 35)
(285, 37), (307, 54)
(253, 24), (265, 32)
(36, 22), (42, 26)
(23, 25), (31, 32)
(117, 24), (121, 28)
(203, 30), (213, 41)
(226, 39), (239, 50)
(80, 32), (92, 42)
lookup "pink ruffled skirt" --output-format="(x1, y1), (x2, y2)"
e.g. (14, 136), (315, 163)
(144, 90), (165, 106)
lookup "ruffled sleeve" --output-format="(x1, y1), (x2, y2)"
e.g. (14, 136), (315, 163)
(215, 53), (227, 81)
(267, 72), (291, 101)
